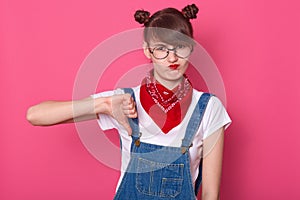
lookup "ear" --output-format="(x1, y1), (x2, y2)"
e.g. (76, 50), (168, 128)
(143, 41), (151, 59)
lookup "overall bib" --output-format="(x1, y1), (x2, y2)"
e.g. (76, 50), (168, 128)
(114, 88), (212, 200)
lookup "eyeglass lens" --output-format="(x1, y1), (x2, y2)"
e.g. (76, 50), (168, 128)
(151, 45), (192, 59)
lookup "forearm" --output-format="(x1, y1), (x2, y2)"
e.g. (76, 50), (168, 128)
(26, 97), (111, 126)
(201, 128), (224, 200)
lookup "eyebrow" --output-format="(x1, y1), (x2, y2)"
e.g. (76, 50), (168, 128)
(149, 43), (173, 48)
(150, 42), (167, 46)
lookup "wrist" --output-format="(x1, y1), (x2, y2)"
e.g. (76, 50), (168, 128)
(202, 191), (220, 200)
(94, 96), (112, 116)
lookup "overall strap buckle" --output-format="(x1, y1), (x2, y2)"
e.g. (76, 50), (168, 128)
(134, 132), (142, 147)
(181, 143), (193, 154)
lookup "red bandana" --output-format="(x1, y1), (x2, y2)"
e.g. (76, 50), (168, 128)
(140, 71), (193, 133)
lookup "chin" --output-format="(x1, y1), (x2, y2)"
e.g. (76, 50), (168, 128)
(169, 69), (185, 76)
(166, 73), (184, 81)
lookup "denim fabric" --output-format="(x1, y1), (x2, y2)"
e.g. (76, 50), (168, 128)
(114, 88), (212, 200)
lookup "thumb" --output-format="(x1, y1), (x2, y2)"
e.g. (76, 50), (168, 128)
(120, 120), (132, 136)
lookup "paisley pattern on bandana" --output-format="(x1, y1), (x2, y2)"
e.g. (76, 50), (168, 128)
(140, 71), (193, 133)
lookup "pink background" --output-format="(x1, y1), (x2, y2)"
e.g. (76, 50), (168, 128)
(1, 0), (300, 199)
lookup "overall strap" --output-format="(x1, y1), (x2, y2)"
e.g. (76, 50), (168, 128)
(122, 88), (140, 140)
(181, 93), (213, 154)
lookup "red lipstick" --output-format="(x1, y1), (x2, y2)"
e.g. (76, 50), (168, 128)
(169, 64), (179, 70)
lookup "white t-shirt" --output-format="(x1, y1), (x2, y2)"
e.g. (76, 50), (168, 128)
(92, 86), (231, 191)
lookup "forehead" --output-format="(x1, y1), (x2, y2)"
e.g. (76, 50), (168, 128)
(148, 41), (173, 47)
(145, 27), (194, 46)
(147, 40), (191, 48)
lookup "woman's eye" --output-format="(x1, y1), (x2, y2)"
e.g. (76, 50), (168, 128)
(155, 46), (167, 51)
(176, 44), (186, 49)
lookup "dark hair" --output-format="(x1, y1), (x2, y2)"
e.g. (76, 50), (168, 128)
(134, 4), (199, 45)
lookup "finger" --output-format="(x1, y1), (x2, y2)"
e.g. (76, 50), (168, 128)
(122, 103), (135, 111)
(128, 112), (138, 118)
(122, 97), (136, 113)
(123, 108), (137, 118)
(122, 94), (132, 104)
(122, 109), (137, 117)
(122, 104), (137, 117)
(128, 101), (137, 118)
(122, 100), (135, 111)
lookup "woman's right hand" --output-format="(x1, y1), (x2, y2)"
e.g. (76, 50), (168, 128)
(26, 93), (137, 135)
(109, 94), (137, 135)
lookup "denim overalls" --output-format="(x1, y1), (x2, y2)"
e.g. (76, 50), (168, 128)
(114, 88), (212, 200)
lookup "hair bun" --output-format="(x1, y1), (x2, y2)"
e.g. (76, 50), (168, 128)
(182, 4), (199, 20)
(134, 10), (150, 24)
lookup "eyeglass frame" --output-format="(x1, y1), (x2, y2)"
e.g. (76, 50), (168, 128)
(147, 44), (194, 60)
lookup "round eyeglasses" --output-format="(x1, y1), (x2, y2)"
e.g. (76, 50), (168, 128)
(148, 45), (193, 60)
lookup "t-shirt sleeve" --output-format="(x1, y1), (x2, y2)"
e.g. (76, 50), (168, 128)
(201, 96), (232, 139)
(90, 89), (125, 131)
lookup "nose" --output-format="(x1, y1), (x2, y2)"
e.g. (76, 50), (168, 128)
(167, 50), (178, 63)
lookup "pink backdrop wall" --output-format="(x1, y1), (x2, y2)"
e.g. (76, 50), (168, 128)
(1, 0), (300, 199)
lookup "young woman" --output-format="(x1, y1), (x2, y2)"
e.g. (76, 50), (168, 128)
(27, 4), (231, 200)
